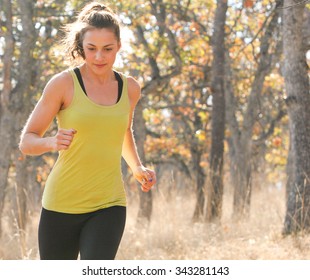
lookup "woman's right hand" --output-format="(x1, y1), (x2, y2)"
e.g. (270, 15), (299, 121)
(50, 128), (77, 152)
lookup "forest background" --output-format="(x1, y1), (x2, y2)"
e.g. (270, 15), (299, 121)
(0, 0), (310, 260)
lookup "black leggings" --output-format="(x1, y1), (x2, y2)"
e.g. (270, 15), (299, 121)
(38, 206), (126, 260)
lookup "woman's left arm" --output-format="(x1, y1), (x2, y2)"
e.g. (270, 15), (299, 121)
(122, 77), (156, 192)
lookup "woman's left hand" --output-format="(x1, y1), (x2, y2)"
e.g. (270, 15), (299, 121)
(133, 165), (156, 192)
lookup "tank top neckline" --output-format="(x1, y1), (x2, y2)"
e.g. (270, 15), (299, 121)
(72, 68), (126, 109)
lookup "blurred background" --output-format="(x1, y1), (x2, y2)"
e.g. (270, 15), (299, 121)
(0, 0), (310, 259)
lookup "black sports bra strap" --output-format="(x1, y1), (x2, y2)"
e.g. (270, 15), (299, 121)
(114, 71), (123, 103)
(73, 67), (123, 103)
(73, 67), (87, 95)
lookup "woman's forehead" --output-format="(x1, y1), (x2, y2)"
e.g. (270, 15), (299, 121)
(83, 28), (119, 45)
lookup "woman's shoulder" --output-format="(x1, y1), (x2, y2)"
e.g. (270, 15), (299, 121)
(116, 71), (140, 90)
(43, 69), (73, 97)
(126, 75), (141, 103)
(46, 69), (73, 89)
(41, 69), (74, 107)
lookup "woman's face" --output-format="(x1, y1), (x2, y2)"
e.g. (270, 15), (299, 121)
(82, 28), (121, 74)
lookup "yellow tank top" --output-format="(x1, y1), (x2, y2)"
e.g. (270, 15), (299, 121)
(42, 69), (130, 213)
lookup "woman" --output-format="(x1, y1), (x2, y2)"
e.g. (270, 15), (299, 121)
(19, 1), (156, 260)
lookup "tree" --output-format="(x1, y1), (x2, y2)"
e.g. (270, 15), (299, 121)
(112, 0), (183, 222)
(0, 0), (71, 245)
(225, 1), (283, 218)
(132, 0), (214, 222)
(282, 1), (310, 234)
(206, 0), (228, 223)
(0, 0), (14, 236)
(0, 0), (37, 238)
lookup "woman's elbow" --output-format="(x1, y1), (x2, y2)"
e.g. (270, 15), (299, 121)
(19, 133), (34, 155)
(19, 138), (29, 155)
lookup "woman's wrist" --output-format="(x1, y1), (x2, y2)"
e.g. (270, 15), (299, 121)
(132, 164), (144, 173)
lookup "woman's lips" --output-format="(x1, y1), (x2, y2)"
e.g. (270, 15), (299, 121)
(94, 63), (107, 68)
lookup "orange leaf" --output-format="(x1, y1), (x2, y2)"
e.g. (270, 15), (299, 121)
(244, 0), (254, 8)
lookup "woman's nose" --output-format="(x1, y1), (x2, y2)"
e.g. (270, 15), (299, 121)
(95, 51), (103, 60)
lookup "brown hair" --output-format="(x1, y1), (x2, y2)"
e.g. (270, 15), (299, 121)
(60, 1), (120, 64)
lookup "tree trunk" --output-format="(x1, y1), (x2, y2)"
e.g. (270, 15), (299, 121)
(282, 1), (310, 234)
(0, 109), (13, 236)
(131, 1), (182, 223)
(13, 154), (29, 257)
(0, 0), (15, 237)
(0, 0), (36, 237)
(134, 100), (153, 223)
(206, 0), (228, 223)
(225, 4), (282, 219)
(12, 0), (37, 237)
(192, 153), (206, 222)
(232, 136), (252, 218)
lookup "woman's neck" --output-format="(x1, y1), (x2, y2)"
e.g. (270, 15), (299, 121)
(80, 63), (114, 84)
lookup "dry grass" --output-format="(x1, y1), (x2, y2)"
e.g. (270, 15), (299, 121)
(118, 183), (310, 260)
(1, 179), (310, 260)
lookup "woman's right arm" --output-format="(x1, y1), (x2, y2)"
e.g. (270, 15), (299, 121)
(19, 72), (76, 156)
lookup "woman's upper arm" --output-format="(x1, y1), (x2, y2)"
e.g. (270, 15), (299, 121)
(127, 76), (141, 122)
(127, 77), (141, 130)
(22, 71), (72, 137)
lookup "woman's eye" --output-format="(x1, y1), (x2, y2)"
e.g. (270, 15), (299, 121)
(87, 48), (96, 51)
